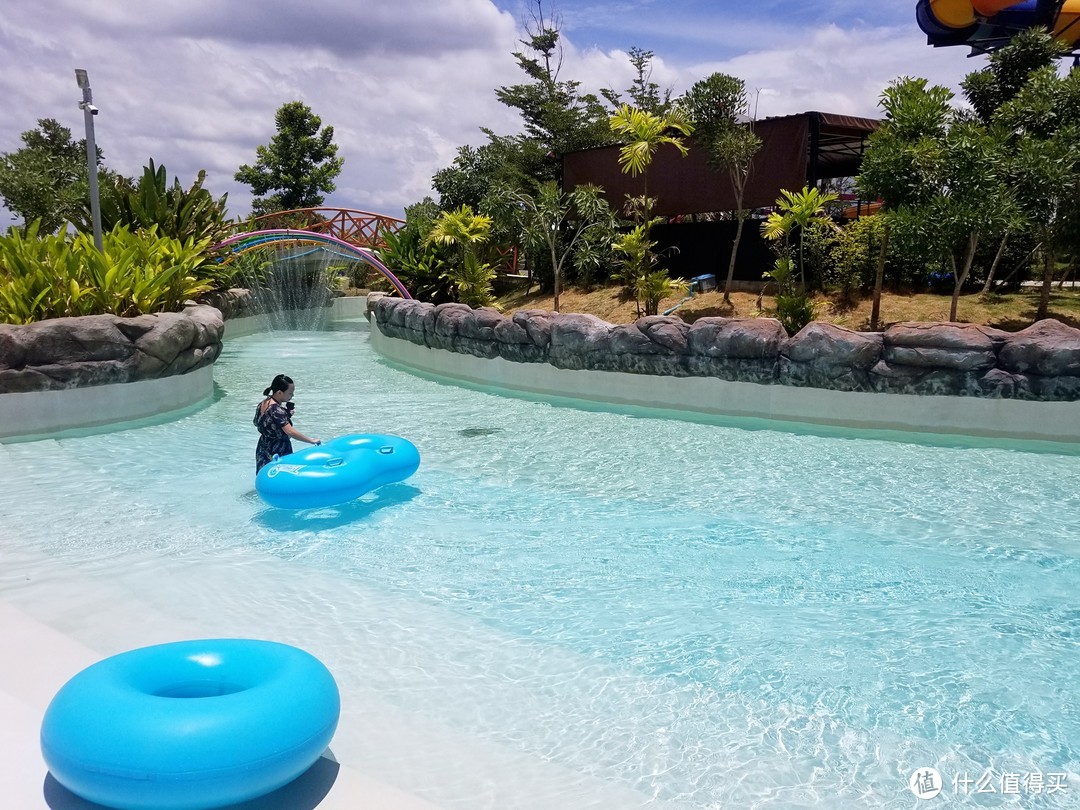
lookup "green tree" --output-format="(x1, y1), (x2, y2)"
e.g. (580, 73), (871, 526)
(490, 0), (611, 183)
(601, 47), (672, 114)
(930, 117), (1016, 320)
(681, 73), (763, 303)
(235, 101), (343, 216)
(993, 63), (1080, 319)
(432, 144), (508, 211)
(858, 77), (954, 328)
(0, 118), (103, 233)
(514, 181), (614, 312)
(961, 28), (1066, 125)
(960, 29), (1067, 301)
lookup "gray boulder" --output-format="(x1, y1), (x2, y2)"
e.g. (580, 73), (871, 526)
(549, 313), (613, 370)
(883, 322), (1002, 371)
(0, 307), (225, 393)
(998, 319), (1080, 377)
(780, 322), (882, 391)
(512, 309), (556, 348)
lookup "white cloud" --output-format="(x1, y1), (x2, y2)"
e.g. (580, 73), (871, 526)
(0, 1), (989, 227)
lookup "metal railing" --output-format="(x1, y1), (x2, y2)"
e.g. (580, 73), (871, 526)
(248, 208), (405, 250)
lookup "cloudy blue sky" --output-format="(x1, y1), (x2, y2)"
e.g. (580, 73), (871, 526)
(1, 1), (976, 223)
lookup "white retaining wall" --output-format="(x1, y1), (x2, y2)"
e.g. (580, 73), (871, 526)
(0, 365), (214, 441)
(369, 320), (1080, 444)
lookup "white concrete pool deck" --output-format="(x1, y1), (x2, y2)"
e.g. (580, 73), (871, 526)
(0, 599), (440, 810)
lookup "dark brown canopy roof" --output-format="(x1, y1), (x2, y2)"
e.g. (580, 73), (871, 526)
(562, 111), (880, 217)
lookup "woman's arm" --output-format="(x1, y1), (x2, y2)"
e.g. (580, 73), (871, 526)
(283, 423), (321, 446)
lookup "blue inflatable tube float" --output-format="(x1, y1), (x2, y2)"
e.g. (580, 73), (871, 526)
(40, 639), (340, 810)
(256, 433), (420, 509)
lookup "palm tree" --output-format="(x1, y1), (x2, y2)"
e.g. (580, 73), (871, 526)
(427, 205), (496, 308)
(609, 104), (694, 217)
(761, 186), (839, 289)
(609, 105), (694, 318)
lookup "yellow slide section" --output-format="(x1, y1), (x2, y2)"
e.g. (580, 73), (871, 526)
(1054, 1), (1080, 43)
(927, 0), (1080, 47)
(929, 0), (977, 28)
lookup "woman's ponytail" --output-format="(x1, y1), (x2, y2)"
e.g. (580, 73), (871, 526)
(263, 374), (293, 397)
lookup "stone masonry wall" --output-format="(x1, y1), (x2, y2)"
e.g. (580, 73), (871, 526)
(0, 304), (224, 393)
(373, 297), (1080, 402)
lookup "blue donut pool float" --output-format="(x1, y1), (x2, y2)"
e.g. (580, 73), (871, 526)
(40, 638), (340, 810)
(256, 433), (420, 510)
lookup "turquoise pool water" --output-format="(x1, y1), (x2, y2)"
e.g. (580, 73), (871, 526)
(2, 326), (1078, 808)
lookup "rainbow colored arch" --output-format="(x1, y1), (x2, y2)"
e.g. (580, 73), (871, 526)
(213, 229), (412, 299)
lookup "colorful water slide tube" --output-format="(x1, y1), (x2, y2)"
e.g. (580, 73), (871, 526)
(918, 0), (1080, 49)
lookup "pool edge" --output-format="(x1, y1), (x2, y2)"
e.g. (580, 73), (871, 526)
(370, 320), (1080, 445)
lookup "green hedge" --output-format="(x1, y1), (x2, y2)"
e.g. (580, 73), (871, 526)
(0, 222), (213, 324)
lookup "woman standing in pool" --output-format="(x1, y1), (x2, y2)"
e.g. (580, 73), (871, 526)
(254, 374), (322, 473)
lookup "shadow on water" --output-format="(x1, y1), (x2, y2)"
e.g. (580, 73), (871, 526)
(251, 483), (422, 533)
(44, 752), (340, 810)
(459, 426), (502, 438)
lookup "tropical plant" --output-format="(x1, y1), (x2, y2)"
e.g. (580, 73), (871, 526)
(681, 72), (763, 302)
(74, 159), (232, 248)
(636, 269), (689, 317)
(762, 253), (816, 334)
(609, 104), (693, 208)
(375, 199), (454, 303)
(514, 181), (615, 311)
(612, 224), (686, 316)
(235, 101), (344, 216)
(211, 249), (275, 298)
(608, 104), (693, 316)
(427, 205), (497, 308)
(0, 222), (212, 323)
(761, 186), (840, 289)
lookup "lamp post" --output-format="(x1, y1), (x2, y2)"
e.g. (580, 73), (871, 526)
(75, 68), (103, 252)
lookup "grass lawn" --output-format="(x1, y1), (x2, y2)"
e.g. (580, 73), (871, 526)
(493, 284), (1080, 332)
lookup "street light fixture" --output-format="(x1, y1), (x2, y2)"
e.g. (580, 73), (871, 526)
(75, 68), (103, 251)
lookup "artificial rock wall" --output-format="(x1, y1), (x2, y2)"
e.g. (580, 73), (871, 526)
(0, 304), (224, 393)
(373, 297), (1080, 402)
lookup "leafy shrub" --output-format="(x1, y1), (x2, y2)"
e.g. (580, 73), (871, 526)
(375, 199), (454, 302)
(763, 253), (816, 334)
(428, 204), (498, 308)
(775, 292), (817, 335)
(447, 252), (497, 309)
(637, 269), (689, 317)
(0, 222), (212, 323)
(74, 159), (232, 248)
(826, 216), (885, 304)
